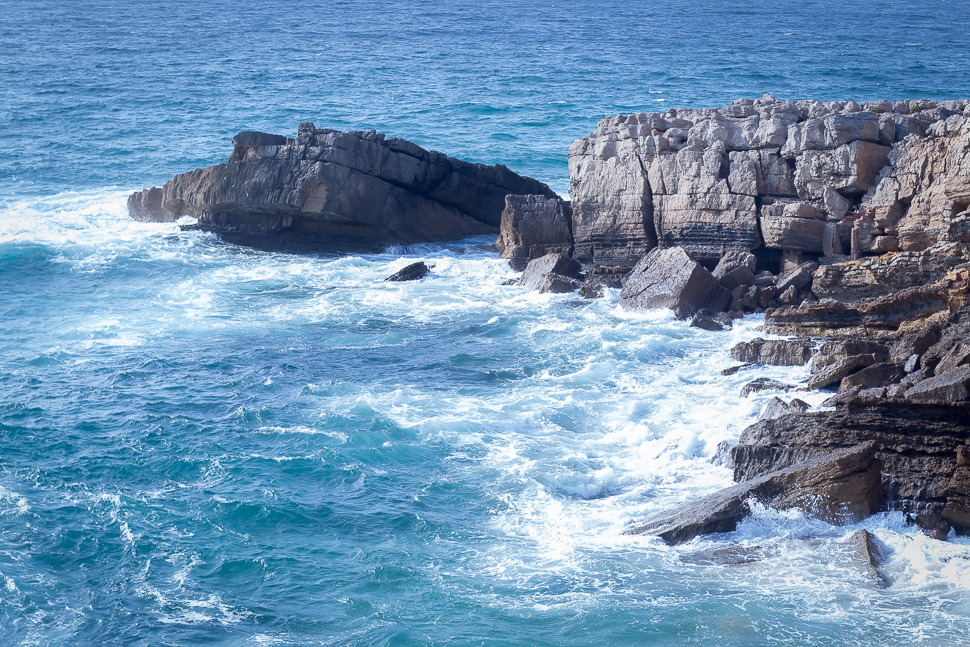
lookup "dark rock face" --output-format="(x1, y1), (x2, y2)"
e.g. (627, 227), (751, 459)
(385, 261), (432, 282)
(518, 253), (582, 292)
(844, 529), (889, 587)
(731, 400), (970, 530)
(495, 194), (573, 271)
(730, 338), (814, 366)
(129, 124), (556, 252)
(625, 443), (882, 545)
(807, 353), (883, 389)
(619, 247), (728, 318)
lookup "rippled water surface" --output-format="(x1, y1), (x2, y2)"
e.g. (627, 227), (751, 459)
(1, 1), (970, 645)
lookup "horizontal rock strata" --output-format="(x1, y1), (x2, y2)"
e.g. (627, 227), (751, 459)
(626, 443), (882, 544)
(129, 124), (556, 251)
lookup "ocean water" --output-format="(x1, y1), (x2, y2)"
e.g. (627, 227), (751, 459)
(1, 1), (970, 645)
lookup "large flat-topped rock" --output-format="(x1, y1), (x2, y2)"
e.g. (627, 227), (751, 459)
(128, 124), (556, 252)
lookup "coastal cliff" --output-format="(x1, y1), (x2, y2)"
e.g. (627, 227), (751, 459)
(128, 96), (970, 541)
(501, 95), (970, 542)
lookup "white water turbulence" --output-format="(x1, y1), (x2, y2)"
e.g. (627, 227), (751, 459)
(0, 191), (968, 646)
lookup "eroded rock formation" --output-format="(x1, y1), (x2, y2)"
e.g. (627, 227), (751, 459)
(129, 124), (556, 251)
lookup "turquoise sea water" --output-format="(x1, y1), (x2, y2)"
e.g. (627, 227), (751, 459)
(2, 1), (970, 645)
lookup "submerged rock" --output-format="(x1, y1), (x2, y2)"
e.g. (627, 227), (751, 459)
(384, 261), (433, 282)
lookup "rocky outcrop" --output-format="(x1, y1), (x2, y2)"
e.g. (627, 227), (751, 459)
(129, 124), (556, 251)
(731, 400), (970, 531)
(626, 443), (882, 544)
(618, 247), (728, 318)
(566, 97), (970, 268)
(495, 194), (573, 270)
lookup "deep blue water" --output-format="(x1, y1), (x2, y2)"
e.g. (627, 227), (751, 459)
(1, 1), (970, 645)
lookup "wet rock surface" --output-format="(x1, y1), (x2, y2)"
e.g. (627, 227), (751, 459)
(626, 443), (882, 545)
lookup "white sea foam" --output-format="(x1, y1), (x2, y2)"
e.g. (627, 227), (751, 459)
(3, 188), (968, 638)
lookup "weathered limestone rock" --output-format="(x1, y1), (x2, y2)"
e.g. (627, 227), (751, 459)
(843, 529), (889, 587)
(765, 283), (959, 337)
(794, 141), (891, 201)
(385, 261), (432, 282)
(732, 400), (970, 522)
(625, 443), (882, 545)
(519, 253), (581, 292)
(862, 117), (970, 251)
(536, 274), (581, 294)
(906, 366), (970, 402)
(730, 338), (814, 366)
(649, 147), (761, 261)
(128, 124), (556, 251)
(811, 339), (889, 373)
(807, 353), (882, 389)
(619, 247), (729, 318)
(811, 242), (970, 303)
(495, 194), (573, 271)
(741, 378), (793, 397)
(838, 362), (904, 393)
(761, 215), (827, 252)
(567, 125), (660, 265)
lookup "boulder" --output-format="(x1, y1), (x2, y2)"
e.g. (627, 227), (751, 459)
(495, 194), (574, 270)
(775, 265), (814, 292)
(385, 261), (433, 281)
(807, 353), (882, 389)
(625, 443), (882, 545)
(843, 529), (888, 587)
(129, 124), (556, 251)
(585, 265), (630, 289)
(619, 247), (729, 318)
(519, 253), (581, 292)
(906, 366), (970, 402)
(536, 274), (581, 294)
(811, 339), (889, 373)
(731, 338), (814, 366)
(935, 342), (970, 376)
(912, 513), (951, 541)
(757, 396), (810, 421)
(838, 362), (904, 393)
(889, 325), (942, 364)
(579, 281), (604, 299)
(760, 214), (827, 252)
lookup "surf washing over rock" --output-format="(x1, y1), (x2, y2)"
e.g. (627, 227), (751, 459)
(129, 94), (970, 547)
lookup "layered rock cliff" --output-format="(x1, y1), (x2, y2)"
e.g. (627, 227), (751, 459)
(128, 124), (556, 251)
(560, 95), (969, 267)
